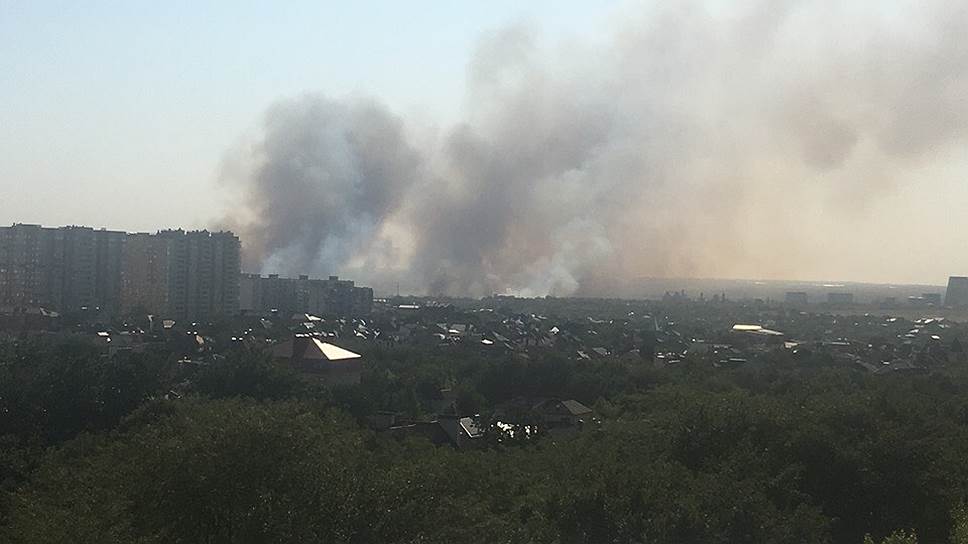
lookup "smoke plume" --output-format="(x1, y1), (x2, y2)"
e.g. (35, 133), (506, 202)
(220, 0), (968, 296)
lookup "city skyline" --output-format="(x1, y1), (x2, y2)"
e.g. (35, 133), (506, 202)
(3, 1), (968, 292)
(0, 223), (241, 319)
(0, 220), (961, 293)
(7, 5), (968, 540)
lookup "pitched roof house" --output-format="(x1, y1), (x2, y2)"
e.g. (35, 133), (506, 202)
(272, 334), (363, 385)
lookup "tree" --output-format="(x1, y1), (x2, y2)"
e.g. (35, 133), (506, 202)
(863, 529), (918, 544)
(193, 348), (301, 400)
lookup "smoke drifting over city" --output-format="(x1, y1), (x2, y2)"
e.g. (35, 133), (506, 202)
(220, 1), (968, 297)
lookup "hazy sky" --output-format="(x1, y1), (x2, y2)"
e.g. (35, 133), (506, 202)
(2, 1), (967, 289)
(0, 1), (618, 229)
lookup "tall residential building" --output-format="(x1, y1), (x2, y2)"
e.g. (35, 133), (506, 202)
(94, 229), (126, 315)
(148, 230), (241, 320)
(121, 233), (171, 315)
(946, 276), (968, 308)
(0, 224), (124, 313)
(1, 224), (240, 320)
(1, 224), (42, 309)
(59, 227), (96, 311)
(239, 273), (372, 317)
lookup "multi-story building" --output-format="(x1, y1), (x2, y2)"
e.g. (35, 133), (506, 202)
(827, 292), (855, 305)
(94, 229), (125, 315)
(0, 224), (45, 309)
(947, 276), (968, 308)
(145, 229), (241, 320)
(120, 232), (171, 315)
(1, 224), (240, 320)
(239, 273), (372, 317)
(0, 224), (125, 314)
(60, 227), (96, 311)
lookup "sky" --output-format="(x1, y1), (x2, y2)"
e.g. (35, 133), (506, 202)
(0, 1), (619, 230)
(2, 1), (967, 291)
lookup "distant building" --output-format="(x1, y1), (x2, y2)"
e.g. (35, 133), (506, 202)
(94, 229), (125, 314)
(910, 293), (943, 306)
(437, 414), (485, 450)
(827, 292), (854, 305)
(156, 230), (240, 320)
(380, 415), (484, 449)
(239, 273), (372, 317)
(1, 223), (240, 319)
(272, 335), (363, 385)
(785, 291), (808, 305)
(59, 226), (97, 312)
(0, 224), (125, 314)
(122, 229), (240, 320)
(533, 399), (594, 428)
(947, 277), (968, 308)
(730, 323), (785, 346)
(121, 233), (171, 315)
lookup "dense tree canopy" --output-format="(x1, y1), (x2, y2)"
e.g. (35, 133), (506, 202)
(5, 332), (968, 542)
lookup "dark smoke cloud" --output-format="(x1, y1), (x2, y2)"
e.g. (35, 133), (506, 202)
(220, 96), (422, 274)
(220, 0), (968, 296)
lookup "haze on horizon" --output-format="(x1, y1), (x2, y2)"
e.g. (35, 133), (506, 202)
(2, 1), (967, 295)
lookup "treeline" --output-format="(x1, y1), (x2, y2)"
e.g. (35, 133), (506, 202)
(4, 337), (968, 542)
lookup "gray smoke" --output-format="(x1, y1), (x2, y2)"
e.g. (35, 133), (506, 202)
(220, 0), (968, 296)
(220, 96), (422, 275)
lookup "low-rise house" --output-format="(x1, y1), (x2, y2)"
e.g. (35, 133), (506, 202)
(383, 415), (484, 449)
(730, 324), (785, 346)
(272, 334), (363, 385)
(533, 398), (595, 428)
(438, 414), (485, 449)
(386, 420), (453, 446)
(590, 347), (610, 358)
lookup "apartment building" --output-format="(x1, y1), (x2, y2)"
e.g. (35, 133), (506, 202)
(0, 224), (124, 314)
(1, 224), (240, 320)
(239, 273), (372, 317)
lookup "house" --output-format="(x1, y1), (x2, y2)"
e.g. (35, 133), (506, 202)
(730, 324), (785, 346)
(386, 420), (453, 446)
(438, 414), (485, 449)
(272, 334), (363, 385)
(533, 398), (595, 428)
(366, 411), (401, 431)
(383, 415), (484, 449)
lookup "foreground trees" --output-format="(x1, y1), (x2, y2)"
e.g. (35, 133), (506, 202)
(3, 399), (831, 543)
(6, 337), (968, 542)
(3, 400), (532, 543)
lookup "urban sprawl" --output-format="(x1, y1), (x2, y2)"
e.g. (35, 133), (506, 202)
(0, 223), (372, 320)
(7, 223), (968, 541)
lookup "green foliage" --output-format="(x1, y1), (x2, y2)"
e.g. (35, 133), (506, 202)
(9, 332), (968, 542)
(192, 348), (301, 400)
(0, 338), (171, 445)
(863, 529), (918, 544)
(3, 396), (832, 543)
(1, 399), (528, 543)
(952, 504), (968, 544)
